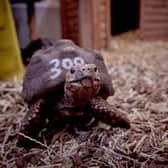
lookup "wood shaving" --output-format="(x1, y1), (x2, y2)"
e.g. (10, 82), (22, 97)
(0, 31), (168, 167)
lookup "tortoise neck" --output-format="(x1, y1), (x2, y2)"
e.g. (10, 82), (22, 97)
(64, 81), (91, 107)
(64, 92), (89, 107)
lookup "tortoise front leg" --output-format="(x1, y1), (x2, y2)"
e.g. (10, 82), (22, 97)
(17, 99), (47, 147)
(91, 96), (130, 128)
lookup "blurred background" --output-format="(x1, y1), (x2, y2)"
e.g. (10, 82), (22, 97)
(0, 1), (168, 167)
(0, 0), (168, 79)
(11, 0), (168, 49)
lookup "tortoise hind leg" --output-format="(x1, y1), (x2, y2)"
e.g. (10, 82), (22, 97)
(91, 96), (130, 128)
(17, 99), (47, 147)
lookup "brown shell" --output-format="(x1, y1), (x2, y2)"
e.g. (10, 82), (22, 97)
(23, 40), (114, 103)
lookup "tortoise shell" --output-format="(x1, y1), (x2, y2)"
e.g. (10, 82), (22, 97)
(23, 39), (114, 103)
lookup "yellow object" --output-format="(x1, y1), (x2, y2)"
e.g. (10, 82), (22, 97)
(0, 0), (23, 80)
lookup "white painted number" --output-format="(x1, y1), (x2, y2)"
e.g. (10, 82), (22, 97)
(74, 57), (85, 65)
(49, 57), (85, 79)
(62, 58), (73, 69)
(49, 59), (61, 79)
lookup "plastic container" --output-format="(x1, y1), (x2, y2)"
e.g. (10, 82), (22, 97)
(35, 0), (62, 40)
(11, 3), (30, 49)
(0, 0), (23, 80)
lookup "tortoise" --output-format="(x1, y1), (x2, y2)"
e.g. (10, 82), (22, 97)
(17, 40), (130, 147)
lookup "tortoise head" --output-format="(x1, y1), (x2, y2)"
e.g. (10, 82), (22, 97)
(64, 64), (101, 107)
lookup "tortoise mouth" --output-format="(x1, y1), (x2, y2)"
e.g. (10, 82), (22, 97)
(69, 76), (93, 84)
(69, 77), (100, 88)
(64, 76), (101, 107)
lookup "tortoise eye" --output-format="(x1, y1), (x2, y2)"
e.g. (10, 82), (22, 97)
(94, 67), (97, 72)
(70, 68), (75, 74)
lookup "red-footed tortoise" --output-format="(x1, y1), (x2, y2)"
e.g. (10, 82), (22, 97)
(17, 40), (130, 147)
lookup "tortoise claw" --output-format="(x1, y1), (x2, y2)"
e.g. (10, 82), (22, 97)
(17, 99), (46, 147)
(91, 96), (130, 129)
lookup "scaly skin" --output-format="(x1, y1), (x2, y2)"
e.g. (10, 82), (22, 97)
(91, 96), (130, 128)
(64, 64), (130, 128)
(17, 99), (46, 147)
(64, 64), (101, 107)
(17, 64), (130, 147)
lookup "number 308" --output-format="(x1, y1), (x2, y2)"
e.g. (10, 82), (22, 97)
(49, 57), (85, 79)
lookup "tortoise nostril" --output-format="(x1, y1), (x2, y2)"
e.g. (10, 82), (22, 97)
(70, 68), (75, 74)
(94, 67), (97, 72)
